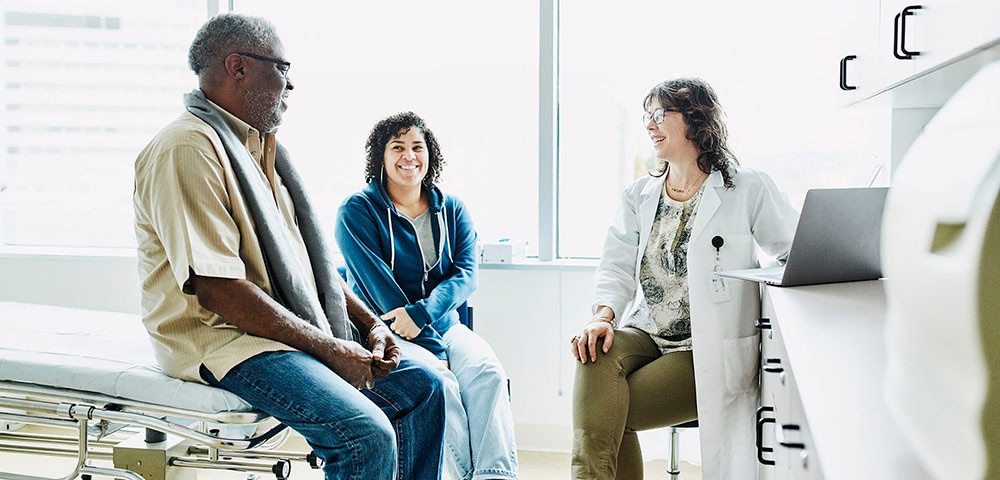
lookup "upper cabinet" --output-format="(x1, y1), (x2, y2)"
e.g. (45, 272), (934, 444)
(837, 0), (1000, 108)
(835, 0), (880, 104)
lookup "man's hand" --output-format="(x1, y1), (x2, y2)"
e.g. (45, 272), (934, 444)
(188, 274), (379, 390)
(367, 322), (400, 379)
(381, 307), (421, 340)
(315, 337), (377, 390)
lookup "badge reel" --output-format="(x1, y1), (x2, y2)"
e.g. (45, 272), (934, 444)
(709, 235), (731, 303)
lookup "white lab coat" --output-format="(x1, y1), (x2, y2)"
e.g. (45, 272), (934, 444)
(593, 166), (798, 480)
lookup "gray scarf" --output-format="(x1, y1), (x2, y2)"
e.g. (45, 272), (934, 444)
(184, 90), (357, 341)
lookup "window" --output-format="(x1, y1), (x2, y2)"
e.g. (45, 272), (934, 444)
(1, 1), (889, 260)
(0, 0), (208, 248)
(232, 1), (539, 254)
(557, 0), (889, 258)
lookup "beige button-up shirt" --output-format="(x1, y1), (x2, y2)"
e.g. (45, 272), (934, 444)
(133, 98), (315, 383)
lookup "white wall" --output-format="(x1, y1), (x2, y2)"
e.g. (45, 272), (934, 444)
(0, 252), (699, 460)
(0, 249), (140, 313)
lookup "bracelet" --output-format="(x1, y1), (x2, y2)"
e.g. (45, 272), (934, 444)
(368, 322), (389, 335)
(590, 316), (617, 328)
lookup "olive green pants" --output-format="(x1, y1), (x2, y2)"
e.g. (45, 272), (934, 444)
(571, 327), (698, 480)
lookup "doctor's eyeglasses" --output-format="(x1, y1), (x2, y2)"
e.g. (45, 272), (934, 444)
(643, 107), (680, 125)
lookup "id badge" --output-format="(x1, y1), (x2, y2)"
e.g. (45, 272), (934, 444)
(709, 274), (732, 303)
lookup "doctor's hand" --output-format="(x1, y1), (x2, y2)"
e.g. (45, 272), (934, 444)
(572, 319), (615, 364)
(381, 307), (421, 340)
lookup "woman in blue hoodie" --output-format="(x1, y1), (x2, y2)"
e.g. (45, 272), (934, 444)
(335, 111), (518, 480)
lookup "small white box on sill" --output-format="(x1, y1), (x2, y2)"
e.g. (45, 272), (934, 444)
(479, 240), (525, 264)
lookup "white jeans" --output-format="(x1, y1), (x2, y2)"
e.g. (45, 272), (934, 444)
(396, 324), (519, 480)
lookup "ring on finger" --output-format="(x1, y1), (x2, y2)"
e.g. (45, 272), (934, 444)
(570, 335), (580, 344)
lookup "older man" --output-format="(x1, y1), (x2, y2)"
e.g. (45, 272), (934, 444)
(133, 13), (445, 480)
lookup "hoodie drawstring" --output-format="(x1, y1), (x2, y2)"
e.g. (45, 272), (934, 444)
(388, 205), (450, 289)
(439, 205), (453, 274)
(387, 206), (396, 271)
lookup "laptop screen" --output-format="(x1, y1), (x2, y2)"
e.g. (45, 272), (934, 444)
(780, 187), (889, 286)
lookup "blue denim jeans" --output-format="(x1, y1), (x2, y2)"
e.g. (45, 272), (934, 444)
(200, 350), (445, 480)
(398, 324), (518, 480)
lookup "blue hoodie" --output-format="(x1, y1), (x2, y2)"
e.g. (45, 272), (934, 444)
(334, 179), (478, 359)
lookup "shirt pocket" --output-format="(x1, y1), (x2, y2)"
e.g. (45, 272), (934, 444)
(722, 333), (761, 394)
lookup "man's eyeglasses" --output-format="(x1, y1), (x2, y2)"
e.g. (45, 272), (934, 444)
(236, 52), (291, 78)
(642, 107), (679, 125)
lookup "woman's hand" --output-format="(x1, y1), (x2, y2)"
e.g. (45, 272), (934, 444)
(571, 319), (615, 364)
(381, 307), (421, 340)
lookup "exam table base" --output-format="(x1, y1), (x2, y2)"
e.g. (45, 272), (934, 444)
(1, 423), (305, 480)
(0, 391), (316, 480)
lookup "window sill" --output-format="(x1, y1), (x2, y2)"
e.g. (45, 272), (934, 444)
(0, 245), (137, 261)
(478, 257), (598, 271)
(0, 246), (599, 271)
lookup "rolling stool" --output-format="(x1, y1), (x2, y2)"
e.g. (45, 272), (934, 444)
(667, 420), (698, 479)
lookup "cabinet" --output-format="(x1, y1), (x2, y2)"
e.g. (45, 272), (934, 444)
(885, 0), (1000, 70)
(835, 0), (880, 104)
(754, 281), (934, 480)
(836, 0), (1000, 107)
(757, 297), (823, 480)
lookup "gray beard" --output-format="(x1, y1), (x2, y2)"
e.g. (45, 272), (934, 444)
(243, 86), (283, 133)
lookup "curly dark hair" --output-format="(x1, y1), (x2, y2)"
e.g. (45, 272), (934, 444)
(364, 111), (445, 189)
(644, 78), (738, 188)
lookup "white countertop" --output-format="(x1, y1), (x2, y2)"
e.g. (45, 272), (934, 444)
(765, 280), (934, 479)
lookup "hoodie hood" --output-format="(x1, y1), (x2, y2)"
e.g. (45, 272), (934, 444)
(361, 179), (451, 276)
(362, 178), (445, 215)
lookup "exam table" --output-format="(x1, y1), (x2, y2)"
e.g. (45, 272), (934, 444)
(0, 302), (321, 480)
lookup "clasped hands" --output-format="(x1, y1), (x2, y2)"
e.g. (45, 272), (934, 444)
(326, 322), (399, 391)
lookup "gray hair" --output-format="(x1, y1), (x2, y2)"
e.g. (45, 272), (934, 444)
(188, 13), (281, 76)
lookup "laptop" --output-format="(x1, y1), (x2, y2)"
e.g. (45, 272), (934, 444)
(717, 187), (889, 287)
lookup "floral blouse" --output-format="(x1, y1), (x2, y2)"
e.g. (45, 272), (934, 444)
(622, 183), (705, 354)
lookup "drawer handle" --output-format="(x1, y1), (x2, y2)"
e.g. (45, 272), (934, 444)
(763, 358), (783, 374)
(839, 55), (857, 90)
(756, 406), (776, 466)
(893, 5), (923, 60)
(776, 423), (807, 450)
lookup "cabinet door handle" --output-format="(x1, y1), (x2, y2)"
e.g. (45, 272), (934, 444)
(893, 5), (923, 60)
(755, 317), (772, 330)
(756, 406), (776, 466)
(763, 358), (784, 374)
(839, 55), (857, 90)
(776, 423), (807, 450)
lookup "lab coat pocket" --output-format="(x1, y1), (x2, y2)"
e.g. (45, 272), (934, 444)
(722, 334), (761, 394)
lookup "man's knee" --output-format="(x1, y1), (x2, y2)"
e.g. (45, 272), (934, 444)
(412, 361), (448, 398)
(312, 414), (395, 478)
(369, 417), (397, 456)
(341, 412), (396, 451)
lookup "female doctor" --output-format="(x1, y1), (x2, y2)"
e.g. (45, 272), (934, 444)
(570, 77), (799, 480)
